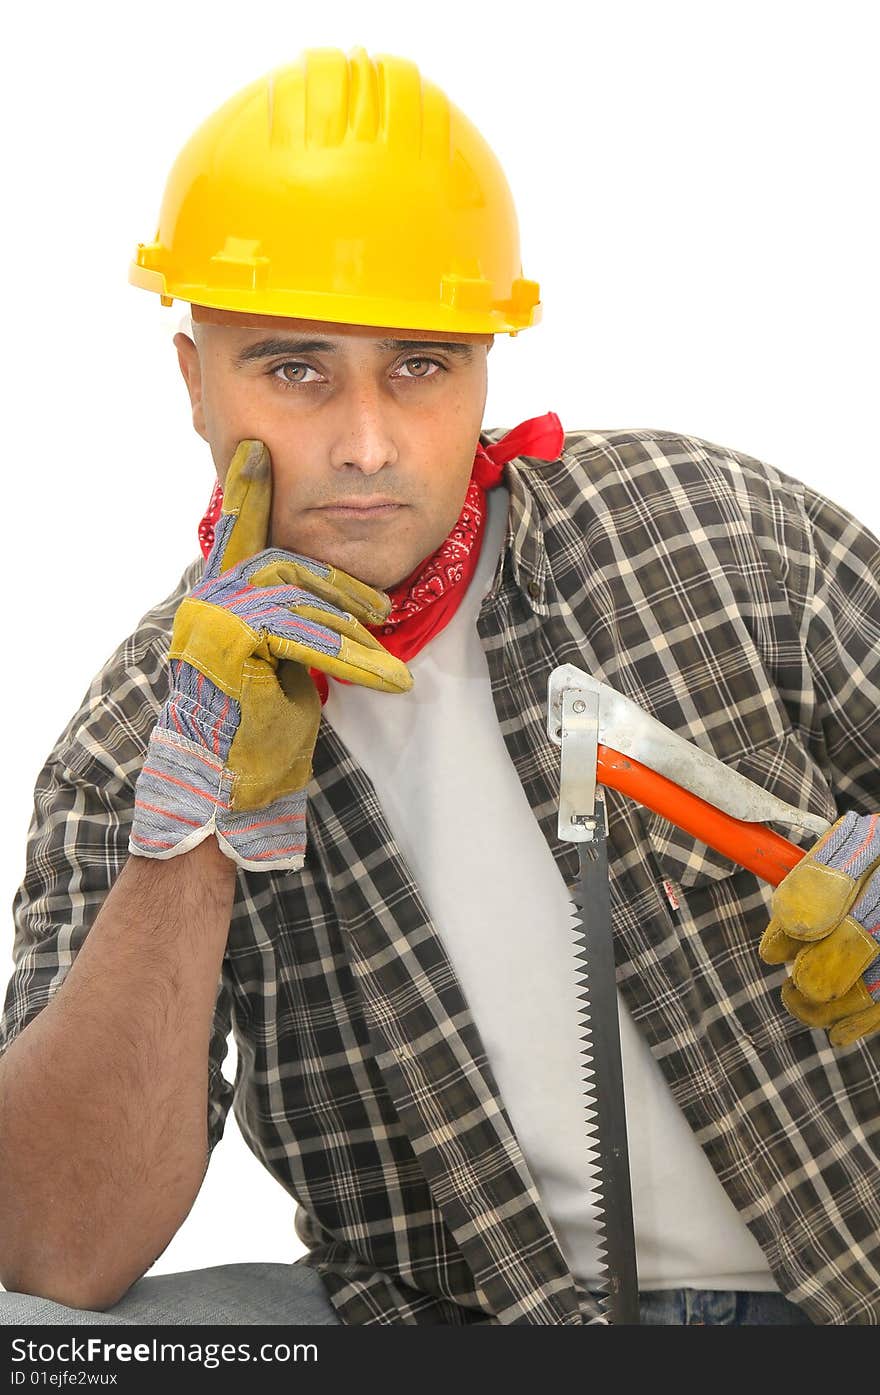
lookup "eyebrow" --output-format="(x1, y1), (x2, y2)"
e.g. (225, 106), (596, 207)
(232, 336), (476, 367)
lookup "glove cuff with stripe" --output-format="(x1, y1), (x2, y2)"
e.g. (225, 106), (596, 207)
(129, 658), (308, 872)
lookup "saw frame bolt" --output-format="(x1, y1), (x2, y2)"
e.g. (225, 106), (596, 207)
(572, 699), (587, 713)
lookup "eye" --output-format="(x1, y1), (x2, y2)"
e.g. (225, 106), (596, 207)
(267, 355), (446, 390)
(397, 356), (444, 380)
(270, 361), (319, 388)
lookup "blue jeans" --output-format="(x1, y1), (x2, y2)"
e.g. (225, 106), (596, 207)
(626, 1288), (813, 1325)
(1, 1267), (811, 1326)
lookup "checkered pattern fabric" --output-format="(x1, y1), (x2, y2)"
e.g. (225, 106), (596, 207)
(3, 428), (880, 1325)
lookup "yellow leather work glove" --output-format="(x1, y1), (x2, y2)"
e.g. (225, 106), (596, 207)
(759, 812), (880, 1046)
(129, 438), (413, 871)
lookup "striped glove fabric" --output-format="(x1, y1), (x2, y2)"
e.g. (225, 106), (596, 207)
(759, 811), (880, 1046)
(129, 439), (413, 872)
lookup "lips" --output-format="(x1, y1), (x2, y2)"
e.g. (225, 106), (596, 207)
(315, 501), (404, 519)
(317, 499), (402, 510)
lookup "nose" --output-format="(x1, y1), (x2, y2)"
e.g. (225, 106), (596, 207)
(329, 375), (399, 476)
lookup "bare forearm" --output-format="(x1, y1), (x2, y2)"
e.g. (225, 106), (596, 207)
(0, 835), (236, 1309)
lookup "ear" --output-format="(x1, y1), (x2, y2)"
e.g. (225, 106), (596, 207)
(173, 331), (208, 441)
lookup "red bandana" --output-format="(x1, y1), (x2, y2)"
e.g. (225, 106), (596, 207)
(197, 412), (565, 704)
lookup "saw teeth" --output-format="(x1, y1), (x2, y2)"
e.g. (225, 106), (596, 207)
(566, 840), (639, 1324)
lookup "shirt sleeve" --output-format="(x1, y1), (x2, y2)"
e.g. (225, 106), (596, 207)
(0, 560), (235, 1159)
(795, 484), (880, 814)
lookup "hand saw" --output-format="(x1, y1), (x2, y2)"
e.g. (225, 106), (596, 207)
(546, 664), (831, 1325)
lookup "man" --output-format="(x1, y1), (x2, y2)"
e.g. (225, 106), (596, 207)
(1, 46), (879, 1328)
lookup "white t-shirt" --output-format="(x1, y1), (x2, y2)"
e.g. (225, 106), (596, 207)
(323, 483), (777, 1291)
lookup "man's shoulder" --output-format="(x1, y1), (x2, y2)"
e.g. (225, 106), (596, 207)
(556, 426), (802, 499)
(47, 557), (204, 787)
(93, 555), (204, 690)
(496, 424), (811, 539)
(490, 424), (820, 588)
(128, 555), (205, 652)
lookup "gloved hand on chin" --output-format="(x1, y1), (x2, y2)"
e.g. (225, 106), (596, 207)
(759, 812), (880, 1046)
(129, 438), (413, 872)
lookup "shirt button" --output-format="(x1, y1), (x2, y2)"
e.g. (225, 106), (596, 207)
(527, 580), (541, 600)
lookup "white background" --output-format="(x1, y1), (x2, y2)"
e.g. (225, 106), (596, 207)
(1, 0), (877, 1285)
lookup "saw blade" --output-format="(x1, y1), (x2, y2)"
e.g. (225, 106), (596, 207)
(571, 796), (640, 1324)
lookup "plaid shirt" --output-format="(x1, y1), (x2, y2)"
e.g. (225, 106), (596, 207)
(3, 428), (880, 1326)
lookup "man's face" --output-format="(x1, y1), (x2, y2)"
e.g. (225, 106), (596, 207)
(174, 308), (493, 590)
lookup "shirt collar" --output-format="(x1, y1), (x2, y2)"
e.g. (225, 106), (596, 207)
(479, 427), (559, 614)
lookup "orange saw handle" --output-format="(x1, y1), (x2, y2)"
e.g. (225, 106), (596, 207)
(597, 745), (808, 887)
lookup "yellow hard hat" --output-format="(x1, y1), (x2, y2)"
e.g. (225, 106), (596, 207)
(129, 46), (541, 337)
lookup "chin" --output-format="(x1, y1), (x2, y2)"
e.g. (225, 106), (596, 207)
(359, 569), (410, 593)
(332, 548), (422, 593)
(313, 559), (399, 594)
(281, 531), (426, 594)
